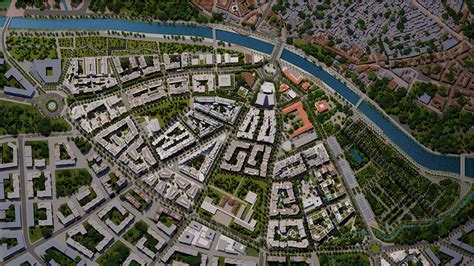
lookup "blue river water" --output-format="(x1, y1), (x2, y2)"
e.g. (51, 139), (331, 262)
(216, 29), (274, 55)
(281, 49), (361, 105)
(466, 158), (474, 177)
(6, 17), (473, 177)
(359, 101), (461, 174)
(280, 49), (463, 175)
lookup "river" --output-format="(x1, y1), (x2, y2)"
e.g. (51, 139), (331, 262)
(5, 17), (472, 178)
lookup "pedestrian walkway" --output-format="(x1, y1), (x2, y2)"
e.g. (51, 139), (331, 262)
(354, 97), (364, 110)
(270, 41), (284, 62)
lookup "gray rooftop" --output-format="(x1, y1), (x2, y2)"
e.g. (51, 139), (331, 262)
(0, 230), (25, 260)
(0, 202), (21, 229)
(4, 67), (35, 98)
(30, 59), (62, 84)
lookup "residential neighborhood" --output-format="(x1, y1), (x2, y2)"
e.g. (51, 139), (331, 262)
(0, 0), (473, 265)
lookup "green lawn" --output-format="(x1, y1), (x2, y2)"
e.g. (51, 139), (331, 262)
(2, 143), (14, 163)
(355, 162), (380, 186)
(43, 247), (79, 265)
(58, 203), (72, 217)
(245, 246), (259, 257)
(25, 140), (49, 163)
(123, 220), (161, 253)
(58, 38), (74, 48)
(33, 203), (47, 223)
(432, 247), (454, 265)
(124, 220), (148, 245)
(227, 177), (268, 238)
(236, 178), (267, 200)
(460, 231), (474, 246)
(211, 173), (242, 194)
(0, 0), (11, 9)
(72, 137), (92, 155)
(55, 169), (92, 197)
(218, 257), (225, 266)
(159, 42), (212, 54)
(0, 100), (71, 136)
(59, 144), (70, 160)
(76, 36), (107, 50)
(32, 172), (47, 195)
(78, 188), (97, 206)
(158, 213), (177, 227)
(60, 37), (157, 57)
(103, 207), (127, 225)
(96, 240), (130, 266)
(45, 67), (54, 77)
(189, 154), (206, 169)
(169, 252), (202, 265)
(70, 222), (104, 252)
(205, 187), (224, 205)
(0, 237), (18, 248)
(29, 226), (53, 243)
(137, 98), (189, 127)
(3, 176), (13, 194)
(0, 204), (15, 222)
(108, 172), (124, 193)
(370, 243), (380, 254)
(107, 38), (127, 49)
(6, 36), (57, 62)
(128, 39), (158, 50)
(29, 227), (43, 243)
(61, 48), (107, 58)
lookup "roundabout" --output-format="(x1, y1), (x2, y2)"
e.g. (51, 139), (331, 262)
(46, 99), (58, 112)
(34, 92), (64, 118)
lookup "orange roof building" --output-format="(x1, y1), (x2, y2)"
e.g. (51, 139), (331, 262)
(387, 79), (398, 91)
(282, 101), (313, 138)
(244, 54), (253, 64)
(279, 83), (290, 93)
(315, 100), (329, 113)
(216, 0), (231, 10)
(283, 67), (303, 85)
(301, 82), (311, 91)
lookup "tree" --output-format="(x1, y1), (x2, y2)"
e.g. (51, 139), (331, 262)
(212, 12), (223, 22)
(462, 23), (474, 40)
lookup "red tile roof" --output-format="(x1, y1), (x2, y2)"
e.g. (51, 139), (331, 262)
(302, 82), (311, 91)
(279, 83), (290, 93)
(282, 101), (313, 138)
(315, 100), (329, 113)
(283, 67), (303, 85)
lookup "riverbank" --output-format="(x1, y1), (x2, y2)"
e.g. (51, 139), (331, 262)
(2, 16), (473, 178)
